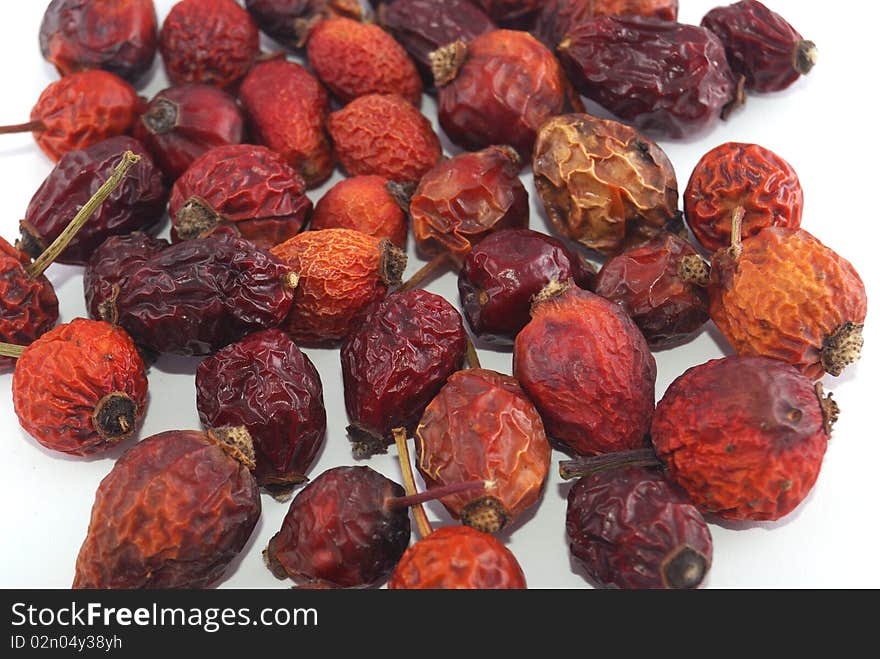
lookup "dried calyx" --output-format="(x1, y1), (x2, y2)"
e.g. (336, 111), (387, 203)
(430, 40), (468, 87)
(207, 426), (256, 471)
(93, 392), (139, 443)
(531, 278), (572, 310)
(175, 197), (222, 239)
(141, 98), (179, 135)
(794, 40), (818, 76)
(661, 546), (709, 589)
(678, 254), (710, 287)
(821, 322), (864, 377)
(378, 239), (408, 286)
(814, 383), (839, 435)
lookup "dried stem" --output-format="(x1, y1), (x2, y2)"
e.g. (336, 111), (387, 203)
(559, 448), (662, 480)
(465, 335), (481, 369)
(0, 343), (26, 359)
(0, 119), (45, 135)
(398, 252), (453, 292)
(388, 479), (485, 510)
(726, 206), (746, 262)
(392, 427), (433, 539)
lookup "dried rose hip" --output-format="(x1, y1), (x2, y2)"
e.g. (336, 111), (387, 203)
(685, 143), (803, 252)
(0, 70), (142, 162)
(239, 58), (334, 188)
(245, 0), (364, 48)
(328, 94), (442, 183)
(533, 114), (678, 256)
(6, 318), (147, 456)
(40, 0), (158, 83)
(702, 0), (816, 93)
(73, 427), (261, 588)
(134, 84), (246, 181)
(169, 145), (312, 247)
(475, 1), (542, 25)
(559, 17), (741, 138)
(307, 17), (422, 106)
(593, 232), (709, 349)
(388, 525), (527, 589)
(593, 0), (678, 20)
(342, 289), (466, 458)
(159, 0), (259, 89)
(514, 282), (656, 456)
(534, 0), (679, 48)
(433, 30), (565, 159)
(271, 228), (406, 344)
(566, 466), (712, 589)
(311, 176), (408, 248)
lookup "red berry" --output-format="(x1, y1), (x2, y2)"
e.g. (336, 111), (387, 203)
(311, 176), (408, 248)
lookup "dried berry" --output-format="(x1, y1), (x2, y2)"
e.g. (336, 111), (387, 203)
(702, 0), (816, 93)
(169, 144), (312, 247)
(6, 318), (147, 456)
(593, 0), (678, 20)
(342, 289), (466, 458)
(311, 176), (408, 248)
(433, 30), (565, 159)
(197, 329), (326, 492)
(388, 526), (527, 589)
(307, 17), (422, 106)
(593, 232), (709, 349)
(159, 0), (259, 89)
(40, 0), (158, 83)
(475, 1), (542, 25)
(566, 466), (712, 589)
(559, 17), (741, 138)
(239, 58), (334, 188)
(134, 84), (246, 181)
(245, 0), (364, 48)
(514, 282), (656, 456)
(73, 427), (261, 588)
(534, 0), (679, 48)
(328, 94), (442, 183)
(533, 114), (678, 256)
(271, 228), (406, 344)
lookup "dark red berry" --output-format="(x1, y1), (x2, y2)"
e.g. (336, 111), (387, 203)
(245, 0), (364, 49)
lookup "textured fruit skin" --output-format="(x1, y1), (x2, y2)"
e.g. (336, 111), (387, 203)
(709, 227), (867, 380)
(245, 0), (363, 48)
(559, 17), (738, 139)
(533, 114), (678, 256)
(12, 318), (147, 456)
(265, 466), (409, 588)
(169, 144), (312, 247)
(73, 429), (261, 588)
(20, 136), (167, 266)
(593, 233), (709, 349)
(684, 143), (803, 252)
(85, 233), (297, 356)
(39, 0), (158, 83)
(415, 369), (551, 530)
(307, 17), (422, 106)
(388, 526), (526, 589)
(566, 466), (712, 589)
(311, 176), (407, 247)
(328, 94), (442, 183)
(437, 30), (565, 160)
(651, 356), (831, 521)
(514, 284), (656, 456)
(30, 70), (142, 162)
(197, 329), (326, 487)
(271, 229), (405, 345)
(458, 228), (595, 345)
(476, 1), (542, 24)
(341, 289), (466, 456)
(534, 0), (679, 48)
(134, 84), (246, 181)
(159, 0), (259, 89)
(239, 58), (334, 188)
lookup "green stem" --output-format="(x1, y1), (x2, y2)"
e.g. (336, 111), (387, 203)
(0, 343), (26, 359)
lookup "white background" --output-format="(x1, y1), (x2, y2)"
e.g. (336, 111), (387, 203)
(0, 0), (877, 589)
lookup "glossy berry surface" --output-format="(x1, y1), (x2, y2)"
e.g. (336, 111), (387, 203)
(534, 0), (679, 48)
(245, 0), (364, 48)
(311, 176), (408, 248)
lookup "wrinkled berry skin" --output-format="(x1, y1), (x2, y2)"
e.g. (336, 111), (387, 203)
(559, 17), (739, 139)
(388, 526), (526, 589)
(515, 283), (656, 456)
(652, 357), (834, 521)
(73, 428), (261, 589)
(566, 466), (712, 589)
(534, 0), (679, 48)
(197, 329), (326, 488)
(685, 143), (803, 253)
(169, 144), (312, 247)
(311, 176), (408, 247)
(12, 318), (148, 456)
(328, 94), (442, 183)
(702, 0), (816, 93)
(40, 0), (158, 84)
(533, 114), (678, 256)
(85, 233), (297, 356)
(411, 146), (529, 262)
(593, 233), (709, 349)
(134, 84), (246, 181)
(415, 369), (551, 533)
(20, 136), (167, 266)
(459, 228), (595, 345)
(476, 1), (542, 25)
(160, 0), (259, 89)
(239, 59), (334, 188)
(266, 466), (409, 588)
(436, 30), (565, 160)
(307, 17), (422, 106)
(342, 290), (466, 458)
(245, 0), (363, 48)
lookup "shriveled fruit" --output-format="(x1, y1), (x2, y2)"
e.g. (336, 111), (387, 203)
(476, 1), (542, 25)
(534, 0), (679, 48)
(311, 176), (408, 248)
(532, 114), (679, 256)
(245, 0), (363, 48)
(73, 427), (260, 588)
